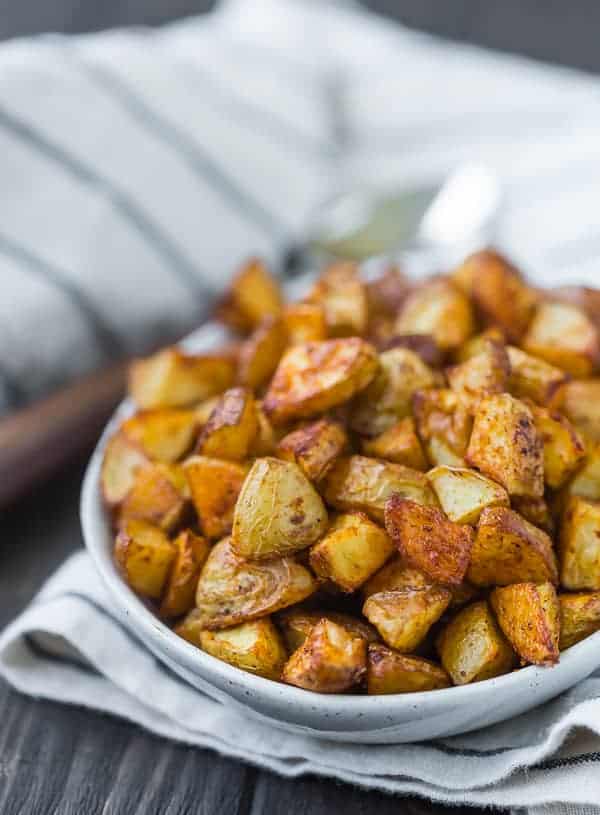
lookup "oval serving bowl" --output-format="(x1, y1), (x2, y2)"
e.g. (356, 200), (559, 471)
(81, 323), (600, 744)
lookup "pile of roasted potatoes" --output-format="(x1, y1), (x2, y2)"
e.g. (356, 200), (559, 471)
(103, 251), (600, 694)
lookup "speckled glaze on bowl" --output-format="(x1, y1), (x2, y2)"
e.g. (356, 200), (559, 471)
(81, 324), (600, 744)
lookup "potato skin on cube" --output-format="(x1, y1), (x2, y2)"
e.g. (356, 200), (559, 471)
(263, 338), (378, 425)
(118, 462), (189, 533)
(276, 418), (348, 482)
(101, 432), (149, 507)
(216, 258), (282, 332)
(363, 587), (451, 651)
(361, 417), (428, 470)
(283, 303), (327, 345)
(323, 455), (438, 523)
(199, 618), (287, 680)
(412, 388), (473, 468)
(384, 497), (474, 585)
(115, 519), (176, 600)
(446, 342), (510, 400)
(121, 409), (198, 463)
(231, 457), (328, 560)
(395, 279), (474, 351)
(306, 262), (368, 338)
(490, 582), (559, 666)
(468, 506), (558, 587)
(237, 315), (288, 390)
(506, 345), (568, 407)
(561, 380), (600, 442)
(183, 456), (248, 540)
(466, 393), (544, 498)
(559, 592), (600, 649)
(531, 405), (586, 489)
(436, 601), (516, 685)
(427, 465), (509, 525)
(282, 618), (367, 693)
(196, 387), (258, 462)
(195, 538), (316, 629)
(309, 512), (394, 592)
(559, 497), (600, 590)
(522, 301), (600, 378)
(367, 644), (450, 694)
(277, 609), (379, 652)
(159, 530), (210, 618)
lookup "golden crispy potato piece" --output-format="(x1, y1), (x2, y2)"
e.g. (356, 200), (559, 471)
(454, 328), (506, 363)
(382, 333), (444, 367)
(121, 409), (198, 463)
(466, 393), (544, 498)
(523, 302), (600, 378)
(561, 380), (600, 442)
(159, 530), (210, 618)
(183, 456), (248, 540)
(490, 582), (560, 666)
(563, 441), (600, 502)
(366, 265), (410, 321)
(237, 315), (288, 390)
(361, 556), (477, 608)
(306, 262), (368, 337)
(559, 497), (600, 590)
(232, 457), (328, 560)
(282, 618), (367, 693)
(452, 249), (537, 342)
(550, 286), (600, 331)
(531, 405), (586, 489)
(129, 347), (236, 409)
(367, 644), (450, 694)
(309, 512), (394, 592)
(385, 497), (475, 586)
(413, 388), (473, 468)
(119, 462), (189, 533)
(363, 587), (451, 651)
(199, 618), (287, 680)
(361, 417), (428, 470)
(114, 519), (175, 600)
(446, 342), (510, 400)
(511, 496), (555, 536)
(196, 387), (258, 462)
(436, 601), (516, 685)
(195, 538), (316, 629)
(263, 338), (378, 425)
(350, 348), (437, 436)
(215, 258), (282, 332)
(468, 506), (558, 587)
(323, 456), (438, 523)
(283, 303), (327, 345)
(249, 402), (279, 457)
(559, 592), (600, 649)
(427, 465), (509, 525)
(506, 345), (568, 407)
(276, 418), (348, 481)
(101, 432), (149, 507)
(277, 609), (379, 652)
(395, 279), (474, 351)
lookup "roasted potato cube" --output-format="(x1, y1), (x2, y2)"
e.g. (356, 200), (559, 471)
(232, 457), (328, 559)
(362, 557), (433, 598)
(159, 530), (210, 618)
(365, 265), (410, 321)
(306, 262), (368, 337)
(550, 285), (600, 331)
(129, 348), (235, 409)
(395, 279), (474, 351)
(183, 456), (248, 540)
(385, 497), (475, 585)
(282, 618), (367, 693)
(309, 512), (394, 592)
(506, 345), (568, 407)
(283, 303), (327, 345)
(121, 409), (198, 463)
(559, 497), (600, 590)
(101, 432), (149, 507)
(563, 441), (600, 502)
(194, 396), (222, 427)
(196, 387), (258, 462)
(490, 582), (559, 666)
(277, 609), (379, 652)
(249, 402), (279, 457)
(216, 258), (282, 332)
(237, 315), (288, 390)
(531, 405), (586, 489)
(452, 249), (537, 342)
(454, 328), (506, 363)
(511, 496), (555, 536)
(114, 519), (175, 600)
(561, 380), (600, 442)
(466, 393), (544, 498)
(367, 644), (450, 694)
(559, 592), (600, 649)
(363, 587), (451, 651)
(350, 348), (437, 436)
(446, 342), (510, 399)
(382, 334), (444, 367)
(427, 465), (509, 525)
(119, 462), (188, 533)
(413, 388), (473, 468)
(522, 302), (599, 378)
(323, 456), (438, 523)
(195, 538), (316, 629)
(468, 506), (558, 586)
(199, 618), (287, 680)
(276, 418), (348, 481)
(361, 417), (428, 470)
(436, 601), (516, 685)
(263, 338), (378, 425)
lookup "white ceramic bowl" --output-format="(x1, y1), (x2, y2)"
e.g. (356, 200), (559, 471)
(81, 324), (600, 744)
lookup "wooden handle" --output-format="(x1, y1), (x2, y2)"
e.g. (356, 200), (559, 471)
(0, 361), (128, 508)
